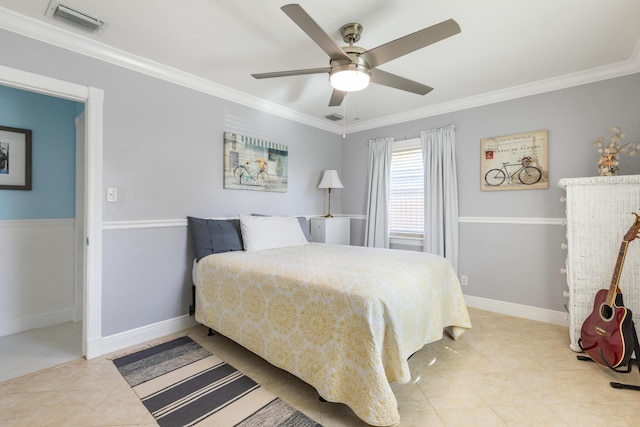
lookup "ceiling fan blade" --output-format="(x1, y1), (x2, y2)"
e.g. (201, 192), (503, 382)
(281, 4), (351, 62)
(252, 67), (331, 79)
(328, 89), (346, 106)
(359, 19), (461, 68)
(370, 69), (433, 95)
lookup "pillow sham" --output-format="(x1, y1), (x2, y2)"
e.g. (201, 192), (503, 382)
(251, 213), (312, 241)
(239, 214), (308, 252)
(187, 216), (244, 261)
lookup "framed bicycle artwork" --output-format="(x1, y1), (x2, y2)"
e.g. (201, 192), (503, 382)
(0, 125), (32, 191)
(480, 130), (549, 192)
(223, 132), (288, 192)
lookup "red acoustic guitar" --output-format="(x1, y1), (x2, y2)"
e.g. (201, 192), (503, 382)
(579, 212), (640, 369)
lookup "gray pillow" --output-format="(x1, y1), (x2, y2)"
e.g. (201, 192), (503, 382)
(187, 216), (244, 261)
(296, 217), (312, 242)
(251, 213), (312, 242)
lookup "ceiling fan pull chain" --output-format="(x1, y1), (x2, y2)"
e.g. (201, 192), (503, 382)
(342, 95), (347, 138)
(354, 92), (360, 122)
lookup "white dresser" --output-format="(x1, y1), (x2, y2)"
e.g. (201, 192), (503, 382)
(310, 217), (350, 245)
(559, 175), (640, 351)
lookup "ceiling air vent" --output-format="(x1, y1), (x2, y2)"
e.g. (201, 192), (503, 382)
(325, 113), (343, 122)
(46, 1), (108, 35)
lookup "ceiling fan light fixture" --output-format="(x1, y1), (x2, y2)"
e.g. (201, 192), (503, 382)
(329, 64), (370, 92)
(253, 5), (460, 106)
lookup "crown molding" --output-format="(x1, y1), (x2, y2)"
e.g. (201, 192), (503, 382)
(1, 7), (638, 136)
(0, 7), (339, 133)
(348, 40), (640, 133)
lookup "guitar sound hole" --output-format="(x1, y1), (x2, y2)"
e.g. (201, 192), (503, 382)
(600, 304), (613, 321)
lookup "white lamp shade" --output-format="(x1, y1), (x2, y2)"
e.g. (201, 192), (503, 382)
(318, 170), (344, 189)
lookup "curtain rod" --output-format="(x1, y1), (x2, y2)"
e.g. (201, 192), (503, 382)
(366, 124), (456, 144)
(400, 123), (457, 140)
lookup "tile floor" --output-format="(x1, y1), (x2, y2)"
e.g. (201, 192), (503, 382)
(1, 308), (640, 426)
(0, 321), (82, 383)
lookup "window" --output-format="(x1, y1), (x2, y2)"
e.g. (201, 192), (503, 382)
(389, 139), (423, 239)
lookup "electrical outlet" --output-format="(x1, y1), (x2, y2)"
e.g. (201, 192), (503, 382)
(460, 275), (468, 286)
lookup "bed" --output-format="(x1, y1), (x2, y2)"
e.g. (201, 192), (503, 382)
(189, 215), (471, 426)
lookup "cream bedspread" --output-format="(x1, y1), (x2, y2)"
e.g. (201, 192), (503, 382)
(195, 243), (471, 426)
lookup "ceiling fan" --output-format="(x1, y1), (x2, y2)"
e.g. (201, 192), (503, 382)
(251, 4), (461, 107)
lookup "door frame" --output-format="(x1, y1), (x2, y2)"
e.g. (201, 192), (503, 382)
(0, 64), (104, 359)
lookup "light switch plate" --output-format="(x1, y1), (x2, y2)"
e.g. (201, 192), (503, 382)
(107, 187), (117, 202)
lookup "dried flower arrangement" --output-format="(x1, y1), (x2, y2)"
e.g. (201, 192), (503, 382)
(593, 126), (640, 176)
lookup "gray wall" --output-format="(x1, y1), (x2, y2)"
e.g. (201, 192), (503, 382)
(2, 24), (639, 333)
(0, 28), (342, 336)
(341, 73), (640, 312)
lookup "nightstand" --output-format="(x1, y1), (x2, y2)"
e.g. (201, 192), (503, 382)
(310, 217), (350, 245)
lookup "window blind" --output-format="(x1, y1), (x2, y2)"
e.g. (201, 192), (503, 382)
(389, 145), (424, 236)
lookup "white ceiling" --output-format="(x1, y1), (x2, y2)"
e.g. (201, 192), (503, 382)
(1, 0), (639, 133)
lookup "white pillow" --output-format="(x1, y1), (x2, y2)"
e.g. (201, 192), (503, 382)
(239, 214), (309, 252)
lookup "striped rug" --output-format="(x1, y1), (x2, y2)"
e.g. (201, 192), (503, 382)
(113, 336), (322, 427)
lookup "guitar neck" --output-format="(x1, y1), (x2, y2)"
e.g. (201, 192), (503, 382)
(606, 240), (629, 306)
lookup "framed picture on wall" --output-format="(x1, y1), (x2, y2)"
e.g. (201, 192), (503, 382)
(223, 132), (288, 192)
(480, 130), (549, 192)
(0, 125), (32, 191)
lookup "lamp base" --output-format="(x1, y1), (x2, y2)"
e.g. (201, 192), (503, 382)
(324, 214), (334, 218)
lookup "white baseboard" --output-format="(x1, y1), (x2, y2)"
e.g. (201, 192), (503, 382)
(0, 307), (75, 338)
(100, 314), (198, 356)
(464, 294), (569, 327)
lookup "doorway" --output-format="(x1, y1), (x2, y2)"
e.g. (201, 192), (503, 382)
(0, 64), (104, 361)
(0, 89), (85, 382)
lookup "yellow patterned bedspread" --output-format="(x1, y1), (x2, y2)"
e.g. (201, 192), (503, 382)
(195, 243), (471, 426)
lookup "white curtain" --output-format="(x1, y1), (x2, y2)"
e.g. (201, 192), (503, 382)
(421, 125), (459, 272)
(364, 137), (394, 248)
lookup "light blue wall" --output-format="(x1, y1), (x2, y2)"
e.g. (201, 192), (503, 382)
(0, 85), (82, 219)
